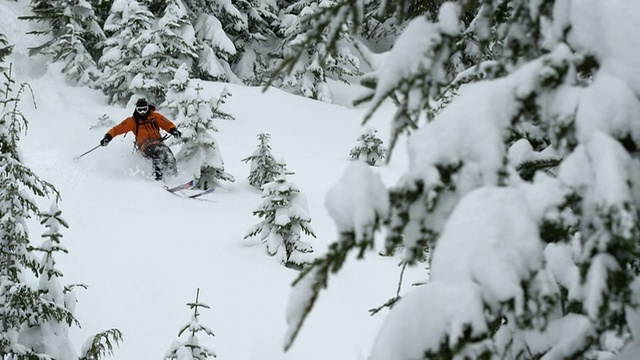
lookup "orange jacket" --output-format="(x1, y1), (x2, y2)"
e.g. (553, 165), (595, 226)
(108, 111), (177, 152)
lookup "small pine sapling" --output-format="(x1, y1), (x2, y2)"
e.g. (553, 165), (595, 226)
(210, 87), (234, 121)
(164, 288), (216, 360)
(172, 79), (235, 189)
(241, 132), (280, 189)
(244, 163), (316, 270)
(89, 114), (116, 130)
(349, 127), (387, 166)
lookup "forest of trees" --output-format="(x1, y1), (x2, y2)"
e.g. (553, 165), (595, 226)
(12, 0), (408, 106)
(3, 0), (640, 359)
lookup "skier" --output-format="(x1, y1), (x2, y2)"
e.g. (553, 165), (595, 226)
(100, 98), (181, 181)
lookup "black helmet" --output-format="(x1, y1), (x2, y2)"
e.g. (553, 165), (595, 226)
(135, 98), (149, 115)
(135, 98), (148, 107)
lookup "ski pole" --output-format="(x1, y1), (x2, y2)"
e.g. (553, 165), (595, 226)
(74, 144), (101, 161)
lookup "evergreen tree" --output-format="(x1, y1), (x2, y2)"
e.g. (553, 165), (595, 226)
(163, 62), (191, 119)
(225, 0), (280, 85)
(0, 65), (70, 358)
(241, 132), (280, 189)
(98, 0), (154, 104)
(0, 65), (123, 360)
(183, 0), (241, 82)
(164, 288), (216, 360)
(90, 0), (116, 30)
(270, 0), (361, 102)
(20, 0), (105, 84)
(173, 80), (235, 189)
(56, 23), (103, 86)
(244, 164), (315, 269)
(18, 203), (79, 359)
(358, 0), (399, 52)
(349, 127), (386, 166)
(278, 0), (640, 358)
(127, 0), (199, 103)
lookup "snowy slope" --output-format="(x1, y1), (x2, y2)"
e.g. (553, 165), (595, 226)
(2, 2), (425, 359)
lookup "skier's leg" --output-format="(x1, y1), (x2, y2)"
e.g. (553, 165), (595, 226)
(156, 144), (177, 177)
(143, 144), (164, 180)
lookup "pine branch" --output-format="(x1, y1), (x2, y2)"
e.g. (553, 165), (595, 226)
(79, 328), (123, 360)
(284, 231), (373, 351)
(369, 262), (408, 315)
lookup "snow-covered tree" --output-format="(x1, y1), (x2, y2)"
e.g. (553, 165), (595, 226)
(0, 66), (122, 360)
(241, 132), (280, 189)
(90, 0), (116, 29)
(20, 0), (105, 85)
(56, 23), (103, 86)
(127, 0), (199, 103)
(245, 164), (315, 269)
(0, 65), (66, 359)
(163, 62), (190, 118)
(270, 0), (361, 102)
(183, 0), (240, 82)
(164, 288), (216, 360)
(280, 1), (640, 359)
(349, 127), (386, 166)
(98, 0), (154, 104)
(18, 203), (79, 359)
(173, 81), (235, 189)
(225, 0), (280, 84)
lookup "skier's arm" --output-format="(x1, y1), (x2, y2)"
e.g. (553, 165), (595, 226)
(107, 117), (136, 138)
(154, 113), (181, 138)
(101, 118), (135, 146)
(154, 113), (178, 133)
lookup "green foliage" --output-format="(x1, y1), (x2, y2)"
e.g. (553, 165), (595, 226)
(271, 0), (362, 79)
(242, 132), (280, 189)
(275, 0), (640, 357)
(20, 0), (105, 77)
(1, 64), (121, 360)
(173, 83), (236, 188)
(284, 229), (375, 350)
(89, 0), (114, 28)
(98, 2), (154, 104)
(244, 165), (316, 269)
(79, 328), (124, 360)
(0, 33), (13, 72)
(0, 65), (69, 358)
(349, 128), (387, 166)
(516, 158), (561, 181)
(210, 88), (234, 121)
(268, 0), (362, 101)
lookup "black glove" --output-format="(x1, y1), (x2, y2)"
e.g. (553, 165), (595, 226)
(170, 128), (181, 138)
(100, 134), (112, 147)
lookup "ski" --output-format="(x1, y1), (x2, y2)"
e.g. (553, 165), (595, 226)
(164, 181), (215, 200)
(187, 187), (215, 199)
(164, 179), (196, 193)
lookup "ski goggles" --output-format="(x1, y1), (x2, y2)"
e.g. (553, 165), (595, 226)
(136, 105), (149, 114)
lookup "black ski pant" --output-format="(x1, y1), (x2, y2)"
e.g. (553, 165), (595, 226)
(142, 143), (177, 180)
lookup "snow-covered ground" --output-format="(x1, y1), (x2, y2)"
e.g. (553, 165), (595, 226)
(2, 2), (427, 359)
